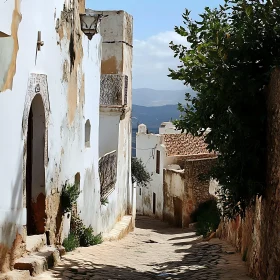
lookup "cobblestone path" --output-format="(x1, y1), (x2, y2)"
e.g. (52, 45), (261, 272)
(35, 216), (252, 280)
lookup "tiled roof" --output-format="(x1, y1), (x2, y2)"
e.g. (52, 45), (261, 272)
(163, 134), (214, 157)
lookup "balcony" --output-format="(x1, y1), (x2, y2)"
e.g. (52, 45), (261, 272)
(100, 74), (128, 108)
(99, 150), (117, 200)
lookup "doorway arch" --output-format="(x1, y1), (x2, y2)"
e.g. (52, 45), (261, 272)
(26, 94), (46, 235)
(22, 74), (50, 236)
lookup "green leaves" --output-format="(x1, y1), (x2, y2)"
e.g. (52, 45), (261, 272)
(131, 157), (151, 188)
(169, 0), (280, 217)
(61, 182), (81, 214)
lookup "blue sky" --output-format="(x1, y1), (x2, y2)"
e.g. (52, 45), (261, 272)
(87, 0), (223, 90)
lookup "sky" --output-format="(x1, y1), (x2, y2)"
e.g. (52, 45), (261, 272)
(87, 0), (223, 90)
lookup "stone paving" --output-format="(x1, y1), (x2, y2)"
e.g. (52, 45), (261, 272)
(34, 216), (252, 280)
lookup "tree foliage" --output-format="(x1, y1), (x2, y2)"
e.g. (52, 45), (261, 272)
(131, 157), (151, 188)
(61, 181), (81, 214)
(191, 199), (220, 237)
(169, 0), (280, 216)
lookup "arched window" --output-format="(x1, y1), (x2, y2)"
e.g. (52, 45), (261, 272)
(85, 119), (91, 148)
(75, 172), (81, 190)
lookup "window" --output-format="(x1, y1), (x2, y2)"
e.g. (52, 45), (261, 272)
(75, 172), (80, 190)
(153, 193), (156, 214)
(156, 150), (160, 174)
(85, 119), (91, 148)
(139, 188), (142, 196)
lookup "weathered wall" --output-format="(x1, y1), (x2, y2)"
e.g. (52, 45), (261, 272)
(217, 197), (263, 279)
(182, 158), (217, 227)
(0, 0), (103, 271)
(136, 126), (216, 223)
(218, 68), (280, 279)
(162, 158), (216, 227)
(162, 168), (185, 226)
(98, 10), (134, 233)
(136, 132), (166, 219)
(99, 113), (120, 157)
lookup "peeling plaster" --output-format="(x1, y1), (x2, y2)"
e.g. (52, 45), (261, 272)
(56, 3), (84, 124)
(1, 0), (22, 92)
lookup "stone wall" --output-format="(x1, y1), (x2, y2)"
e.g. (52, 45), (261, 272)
(183, 158), (217, 227)
(218, 68), (280, 280)
(163, 157), (217, 228)
(217, 197), (263, 279)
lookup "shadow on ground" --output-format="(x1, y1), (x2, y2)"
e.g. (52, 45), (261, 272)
(44, 241), (223, 280)
(41, 217), (224, 279)
(135, 216), (189, 235)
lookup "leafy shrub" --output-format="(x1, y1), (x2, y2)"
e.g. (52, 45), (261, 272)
(61, 182), (81, 214)
(70, 214), (85, 237)
(63, 232), (79, 252)
(80, 226), (95, 247)
(61, 180), (102, 251)
(101, 198), (109, 206)
(80, 229), (103, 247)
(69, 214), (103, 247)
(92, 233), (103, 245)
(131, 157), (151, 187)
(191, 199), (220, 237)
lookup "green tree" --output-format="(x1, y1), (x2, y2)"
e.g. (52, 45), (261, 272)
(169, 0), (280, 216)
(131, 157), (151, 188)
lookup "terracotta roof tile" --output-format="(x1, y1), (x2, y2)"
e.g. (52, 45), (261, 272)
(163, 134), (214, 156)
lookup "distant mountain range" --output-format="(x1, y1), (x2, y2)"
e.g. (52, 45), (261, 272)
(132, 88), (195, 107)
(131, 88), (194, 156)
(132, 104), (181, 129)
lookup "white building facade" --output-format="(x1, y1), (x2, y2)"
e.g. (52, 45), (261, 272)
(136, 123), (216, 226)
(0, 0), (134, 273)
(136, 124), (167, 219)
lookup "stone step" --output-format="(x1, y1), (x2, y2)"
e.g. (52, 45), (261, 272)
(103, 215), (133, 241)
(26, 234), (46, 253)
(0, 270), (31, 280)
(14, 246), (60, 276)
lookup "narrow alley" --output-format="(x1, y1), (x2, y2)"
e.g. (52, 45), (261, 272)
(34, 217), (251, 280)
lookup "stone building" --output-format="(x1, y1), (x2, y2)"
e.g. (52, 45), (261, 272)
(0, 0), (134, 274)
(136, 122), (217, 227)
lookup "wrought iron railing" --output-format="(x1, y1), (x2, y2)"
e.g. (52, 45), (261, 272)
(99, 150), (117, 199)
(100, 74), (128, 106)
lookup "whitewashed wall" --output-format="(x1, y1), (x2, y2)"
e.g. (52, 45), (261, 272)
(0, 3), (134, 271)
(0, 0), (102, 266)
(98, 11), (133, 233)
(136, 126), (166, 219)
(159, 122), (181, 135)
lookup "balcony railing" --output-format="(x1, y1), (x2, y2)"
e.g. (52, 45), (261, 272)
(99, 150), (117, 199)
(100, 74), (128, 106)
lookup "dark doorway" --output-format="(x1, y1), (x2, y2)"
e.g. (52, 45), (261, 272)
(26, 95), (46, 235)
(26, 108), (34, 235)
(153, 193), (156, 214)
(173, 197), (183, 227)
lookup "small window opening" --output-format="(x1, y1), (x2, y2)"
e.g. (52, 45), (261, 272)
(153, 192), (156, 214)
(85, 119), (91, 148)
(139, 188), (142, 196)
(156, 150), (160, 174)
(75, 172), (80, 190)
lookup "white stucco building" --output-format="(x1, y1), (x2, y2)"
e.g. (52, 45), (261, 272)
(0, 0), (134, 274)
(136, 123), (217, 226)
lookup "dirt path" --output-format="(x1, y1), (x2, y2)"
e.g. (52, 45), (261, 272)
(35, 216), (252, 280)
